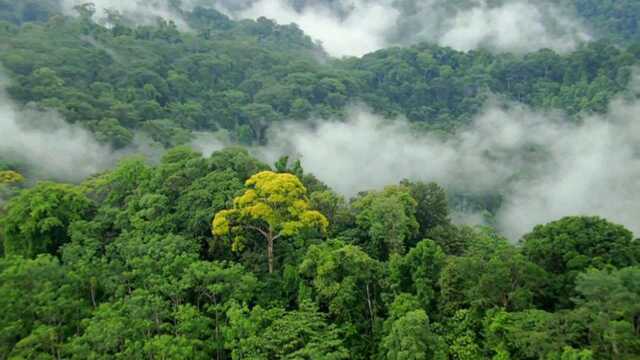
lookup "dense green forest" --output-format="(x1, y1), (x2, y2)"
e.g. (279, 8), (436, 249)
(2, 0), (640, 359)
(571, 0), (640, 44)
(1, 148), (639, 359)
(1, 1), (639, 151)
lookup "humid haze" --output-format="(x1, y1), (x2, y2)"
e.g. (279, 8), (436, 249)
(1, 1), (640, 359)
(259, 96), (640, 238)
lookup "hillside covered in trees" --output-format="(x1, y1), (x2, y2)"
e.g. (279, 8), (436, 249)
(1, 1), (640, 151)
(1, 0), (640, 359)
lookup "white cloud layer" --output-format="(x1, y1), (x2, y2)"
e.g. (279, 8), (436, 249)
(227, 0), (400, 57)
(0, 88), (161, 182)
(217, 0), (591, 56)
(255, 97), (640, 239)
(0, 97), (113, 181)
(61, 0), (592, 57)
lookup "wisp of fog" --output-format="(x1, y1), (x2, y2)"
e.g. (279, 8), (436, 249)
(256, 95), (640, 239)
(12, 0), (635, 240)
(215, 0), (590, 56)
(0, 86), (163, 182)
(62, 0), (591, 57)
(0, 90), (114, 181)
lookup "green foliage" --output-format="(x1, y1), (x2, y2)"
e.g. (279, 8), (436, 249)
(0, 170), (24, 185)
(439, 234), (546, 315)
(0, 148), (637, 359)
(426, 224), (478, 256)
(224, 302), (349, 359)
(572, 267), (640, 358)
(3, 2), (640, 356)
(380, 294), (445, 360)
(352, 185), (419, 260)
(434, 309), (483, 360)
(521, 216), (640, 309)
(0, 0), (61, 25)
(2, 182), (94, 257)
(309, 190), (353, 236)
(0, 255), (88, 358)
(213, 170), (328, 273)
(388, 239), (446, 312)
(1, 7), (638, 148)
(300, 239), (384, 358)
(568, 0), (640, 45)
(484, 309), (577, 359)
(400, 180), (450, 242)
(380, 309), (434, 360)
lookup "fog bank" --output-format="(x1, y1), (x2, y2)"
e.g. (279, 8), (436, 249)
(217, 0), (591, 56)
(0, 89), (160, 182)
(61, 0), (592, 57)
(256, 98), (640, 239)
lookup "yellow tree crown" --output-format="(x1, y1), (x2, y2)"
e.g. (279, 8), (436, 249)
(0, 170), (25, 185)
(212, 171), (328, 252)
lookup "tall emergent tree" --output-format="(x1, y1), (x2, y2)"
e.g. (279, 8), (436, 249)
(212, 171), (328, 273)
(0, 170), (24, 185)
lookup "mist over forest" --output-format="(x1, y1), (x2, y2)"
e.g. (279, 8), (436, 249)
(1, 0), (640, 359)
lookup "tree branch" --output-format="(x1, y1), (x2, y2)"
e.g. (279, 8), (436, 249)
(244, 224), (269, 239)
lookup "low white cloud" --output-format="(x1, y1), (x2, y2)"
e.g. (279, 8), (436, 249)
(433, 1), (590, 53)
(60, 0), (591, 57)
(497, 99), (640, 238)
(189, 131), (229, 156)
(0, 99), (113, 181)
(228, 0), (400, 57)
(217, 0), (591, 56)
(252, 97), (640, 239)
(0, 88), (161, 182)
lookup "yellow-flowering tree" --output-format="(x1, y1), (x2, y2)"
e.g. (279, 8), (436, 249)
(0, 170), (24, 185)
(213, 171), (328, 273)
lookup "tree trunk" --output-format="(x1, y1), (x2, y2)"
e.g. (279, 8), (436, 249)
(90, 283), (96, 308)
(366, 283), (374, 334)
(267, 234), (274, 274)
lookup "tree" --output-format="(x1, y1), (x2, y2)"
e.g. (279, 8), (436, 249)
(104, 232), (200, 301)
(380, 294), (444, 360)
(572, 267), (640, 358)
(521, 216), (640, 309)
(400, 180), (450, 242)
(65, 290), (174, 358)
(0, 171), (24, 217)
(224, 302), (348, 359)
(484, 309), (581, 359)
(183, 260), (257, 357)
(352, 185), (419, 260)
(240, 103), (277, 144)
(300, 240), (383, 358)
(388, 239), (446, 312)
(438, 232), (546, 314)
(94, 118), (134, 149)
(212, 171), (328, 273)
(174, 170), (244, 243)
(0, 170), (24, 185)
(0, 255), (88, 358)
(207, 147), (270, 181)
(473, 248), (546, 311)
(309, 190), (352, 236)
(425, 224), (477, 256)
(381, 309), (432, 360)
(72, 3), (95, 20)
(2, 182), (94, 257)
(436, 309), (483, 360)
